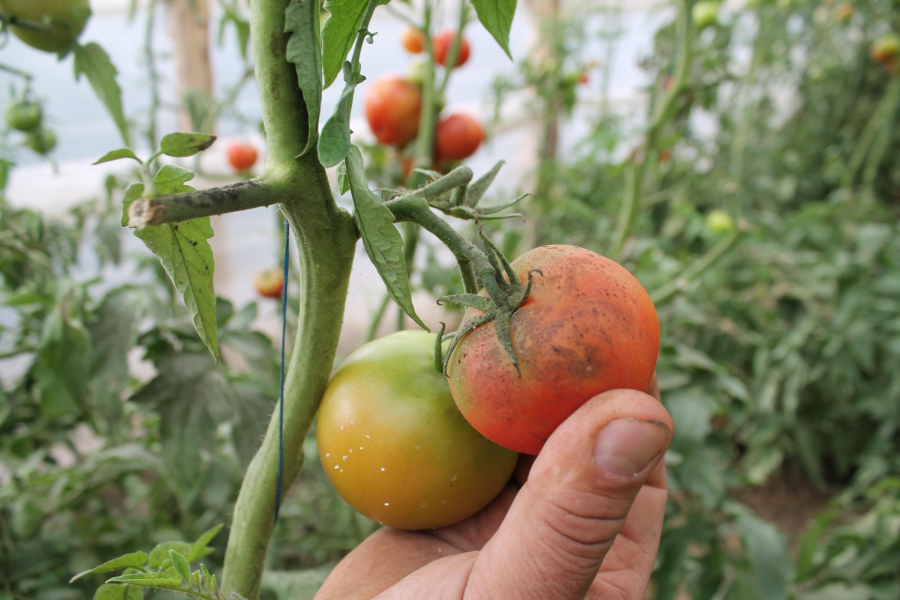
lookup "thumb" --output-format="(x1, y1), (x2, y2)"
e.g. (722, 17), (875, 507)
(467, 389), (672, 600)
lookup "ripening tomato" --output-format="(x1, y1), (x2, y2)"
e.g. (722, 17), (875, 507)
(871, 34), (900, 66)
(5, 100), (42, 132)
(227, 142), (258, 172)
(401, 26), (425, 53)
(433, 31), (471, 67)
(254, 267), (283, 299)
(365, 75), (422, 148)
(447, 245), (660, 455)
(578, 72), (589, 85)
(0, 0), (91, 54)
(317, 331), (518, 530)
(434, 113), (483, 162)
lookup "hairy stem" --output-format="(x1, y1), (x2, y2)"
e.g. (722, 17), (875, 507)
(609, 0), (695, 259)
(127, 179), (274, 226)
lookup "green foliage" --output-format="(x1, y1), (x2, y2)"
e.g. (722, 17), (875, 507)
(285, 0), (324, 155)
(471, 0), (517, 58)
(73, 43), (130, 146)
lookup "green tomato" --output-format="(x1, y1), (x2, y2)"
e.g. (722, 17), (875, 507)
(317, 331), (518, 530)
(406, 59), (431, 88)
(706, 209), (734, 234)
(0, 0), (91, 54)
(5, 101), (42, 132)
(693, 1), (719, 30)
(25, 128), (57, 155)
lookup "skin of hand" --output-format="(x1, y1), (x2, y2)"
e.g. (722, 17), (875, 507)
(315, 375), (672, 600)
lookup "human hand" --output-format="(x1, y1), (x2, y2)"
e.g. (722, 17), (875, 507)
(315, 377), (672, 600)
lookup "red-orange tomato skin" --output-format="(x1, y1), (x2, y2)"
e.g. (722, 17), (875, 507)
(227, 143), (258, 172)
(433, 31), (471, 67)
(448, 245), (660, 455)
(401, 26), (425, 53)
(365, 75), (422, 148)
(435, 113), (484, 162)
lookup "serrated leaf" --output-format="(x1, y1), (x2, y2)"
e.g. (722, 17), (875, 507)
(73, 43), (130, 145)
(345, 146), (428, 331)
(94, 149), (140, 165)
(466, 160), (504, 207)
(93, 584), (143, 600)
(471, 0), (516, 59)
(336, 160), (350, 194)
(70, 551), (148, 582)
(155, 165), (196, 194)
(105, 573), (183, 593)
(321, 0), (369, 88)
(148, 542), (192, 570)
(160, 133), (217, 158)
(318, 86), (353, 167)
(134, 207), (218, 360)
(188, 524), (223, 562)
(285, 0), (323, 155)
(169, 551), (191, 582)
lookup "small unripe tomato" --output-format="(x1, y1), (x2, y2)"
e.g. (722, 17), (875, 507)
(433, 30), (471, 67)
(0, 0), (90, 54)
(25, 127), (56, 155)
(364, 75), (422, 148)
(871, 34), (900, 66)
(401, 26), (425, 53)
(227, 142), (258, 172)
(833, 3), (853, 22)
(5, 100), (42, 132)
(318, 331), (517, 530)
(406, 59), (430, 88)
(705, 209), (734, 234)
(693, 1), (719, 29)
(434, 113), (484, 162)
(254, 267), (284, 299)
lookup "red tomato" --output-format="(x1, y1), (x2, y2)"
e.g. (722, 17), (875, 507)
(227, 143), (258, 172)
(447, 245), (660, 455)
(254, 267), (283, 299)
(578, 72), (589, 85)
(433, 31), (471, 67)
(401, 26), (425, 53)
(365, 75), (422, 148)
(434, 113), (483, 162)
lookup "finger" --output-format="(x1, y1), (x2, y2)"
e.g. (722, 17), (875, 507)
(431, 485), (518, 551)
(588, 462), (668, 599)
(513, 454), (537, 486)
(315, 528), (466, 600)
(465, 389), (673, 600)
(374, 553), (478, 599)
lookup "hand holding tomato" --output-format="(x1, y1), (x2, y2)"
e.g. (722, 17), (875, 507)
(314, 379), (672, 600)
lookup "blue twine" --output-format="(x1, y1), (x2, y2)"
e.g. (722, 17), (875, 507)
(275, 218), (290, 524)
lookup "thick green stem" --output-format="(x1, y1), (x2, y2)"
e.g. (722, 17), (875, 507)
(220, 0), (357, 598)
(411, 2), (436, 175)
(127, 179), (275, 226)
(609, 0), (695, 259)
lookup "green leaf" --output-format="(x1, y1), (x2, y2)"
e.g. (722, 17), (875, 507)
(336, 159), (350, 194)
(33, 297), (92, 421)
(70, 551), (148, 582)
(318, 87), (353, 167)
(794, 510), (837, 581)
(131, 167), (218, 360)
(160, 133), (217, 158)
(148, 542), (191, 570)
(735, 508), (789, 600)
(169, 551), (191, 582)
(285, 0), (324, 155)
(321, 0), (369, 88)
(73, 43), (130, 146)
(104, 573), (182, 592)
(188, 524), (224, 562)
(93, 584), (143, 600)
(471, 0), (516, 59)
(94, 149), (141, 165)
(345, 145), (428, 331)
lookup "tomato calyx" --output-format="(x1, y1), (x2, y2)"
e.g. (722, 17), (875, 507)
(438, 228), (541, 377)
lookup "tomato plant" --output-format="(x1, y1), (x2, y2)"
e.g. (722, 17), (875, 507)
(692, 1), (719, 29)
(317, 331), (517, 530)
(0, 0), (91, 54)
(447, 245), (660, 454)
(433, 30), (470, 67)
(5, 99), (42, 132)
(434, 113), (483, 162)
(364, 74), (422, 148)
(401, 25), (425, 53)
(226, 142), (258, 172)
(254, 267), (283, 299)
